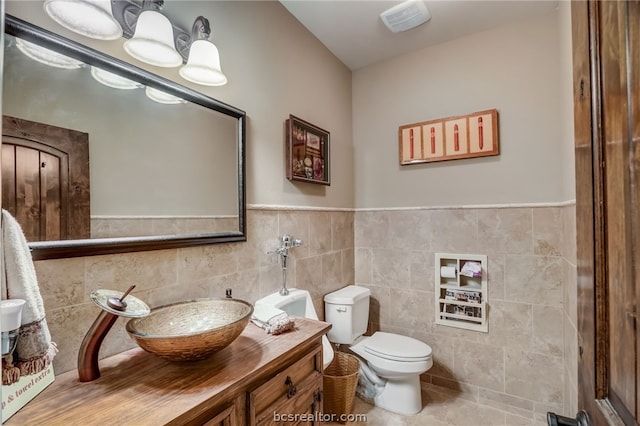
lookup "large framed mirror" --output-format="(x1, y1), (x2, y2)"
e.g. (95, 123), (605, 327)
(2, 15), (246, 260)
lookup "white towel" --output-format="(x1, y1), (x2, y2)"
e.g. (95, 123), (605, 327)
(251, 303), (295, 335)
(1, 210), (57, 384)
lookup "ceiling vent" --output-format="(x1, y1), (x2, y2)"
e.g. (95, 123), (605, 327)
(380, 0), (431, 33)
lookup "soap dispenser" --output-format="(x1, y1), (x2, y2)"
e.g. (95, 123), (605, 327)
(1, 299), (26, 356)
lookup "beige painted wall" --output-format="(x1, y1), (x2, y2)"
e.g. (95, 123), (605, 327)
(5, 0), (355, 209)
(6, 1), (574, 210)
(352, 3), (575, 208)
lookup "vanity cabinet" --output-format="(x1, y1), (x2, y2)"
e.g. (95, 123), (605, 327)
(249, 346), (323, 425)
(5, 318), (330, 425)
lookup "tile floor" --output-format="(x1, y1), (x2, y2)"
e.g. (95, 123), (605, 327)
(328, 383), (548, 426)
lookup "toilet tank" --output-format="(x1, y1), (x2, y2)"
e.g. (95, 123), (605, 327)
(324, 285), (370, 344)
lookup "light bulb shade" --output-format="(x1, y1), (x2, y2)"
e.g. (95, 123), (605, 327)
(16, 38), (84, 69)
(90, 66), (143, 90)
(43, 0), (122, 40)
(124, 10), (182, 67)
(145, 87), (187, 104)
(179, 39), (227, 86)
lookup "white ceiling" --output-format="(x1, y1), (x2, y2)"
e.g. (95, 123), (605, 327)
(279, 0), (559, 71)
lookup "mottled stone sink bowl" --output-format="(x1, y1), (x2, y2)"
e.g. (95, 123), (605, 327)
(126, 298), (253, 361)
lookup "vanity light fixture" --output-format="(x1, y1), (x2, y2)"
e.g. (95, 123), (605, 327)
(179, 17), (227, 86)
(123, 1), (182, 68)
(43, 0), (123, 40)
(43, 0), (228, 86)
(15, 38), (84, 69)
(90, 66), (143, 90)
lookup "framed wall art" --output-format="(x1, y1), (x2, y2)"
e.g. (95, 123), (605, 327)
(286, 115), (330, 185)
(399, 109), (499, 165)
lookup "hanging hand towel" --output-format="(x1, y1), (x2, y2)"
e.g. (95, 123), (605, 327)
(1, 210), (57, 384)
(251, 303), (295, 335)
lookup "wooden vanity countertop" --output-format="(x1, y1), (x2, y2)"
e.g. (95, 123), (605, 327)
(6, 317), (330, 426)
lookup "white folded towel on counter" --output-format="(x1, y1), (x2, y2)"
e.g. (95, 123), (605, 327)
(251, 304), (295, 335)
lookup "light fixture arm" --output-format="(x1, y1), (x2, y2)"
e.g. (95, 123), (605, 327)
(192, 16), (211, 41)
(142, 0), (163, 11)
(110, 0), (200, 63)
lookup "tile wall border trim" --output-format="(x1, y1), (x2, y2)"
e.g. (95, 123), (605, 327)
(248, 200), (576, 212)
(248, 204), (353, 212)
(91, 215), (236, 219)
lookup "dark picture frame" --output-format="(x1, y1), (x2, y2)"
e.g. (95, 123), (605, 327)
(286, 115), (330, 185)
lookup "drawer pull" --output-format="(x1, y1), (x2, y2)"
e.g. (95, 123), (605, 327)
(285, 376), (297, 398)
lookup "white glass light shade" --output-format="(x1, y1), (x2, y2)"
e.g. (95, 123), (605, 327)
(145, 87), (187, 105)
(179, 39), (227, 86)
(16, 38), (84, 69)
(43, 0), (122, 40)
(124, 10), (182, 67)
(90, 66), (142, 90)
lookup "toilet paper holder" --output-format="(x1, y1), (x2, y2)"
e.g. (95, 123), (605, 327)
(440, 266), (457, 279)
(435, 253), (488, 333)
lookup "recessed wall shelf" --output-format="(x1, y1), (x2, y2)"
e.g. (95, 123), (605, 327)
(435, 253), (488, 332)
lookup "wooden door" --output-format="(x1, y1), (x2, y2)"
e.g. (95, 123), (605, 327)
(1, 115), (90, 241)
(573, 1), (640, 425)
(1, 140), (68, 241)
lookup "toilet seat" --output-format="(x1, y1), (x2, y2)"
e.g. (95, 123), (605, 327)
(363, 332), (432, 362)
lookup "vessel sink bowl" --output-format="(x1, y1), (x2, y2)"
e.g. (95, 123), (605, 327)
(126, 298), (253, 361)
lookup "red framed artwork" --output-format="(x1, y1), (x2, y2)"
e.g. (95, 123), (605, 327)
(399, 109), (499, 165)
(286, 115), (330, 185)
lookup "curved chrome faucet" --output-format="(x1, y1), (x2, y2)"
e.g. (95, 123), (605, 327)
(267, 234), (303, 295)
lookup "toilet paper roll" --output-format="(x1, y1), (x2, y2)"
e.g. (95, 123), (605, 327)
(440, 266), (457, 279)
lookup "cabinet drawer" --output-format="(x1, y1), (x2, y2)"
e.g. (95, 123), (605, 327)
(255, 379), (320, 426)
(249, 346), (322, 424)
(202, 404), (236, 426)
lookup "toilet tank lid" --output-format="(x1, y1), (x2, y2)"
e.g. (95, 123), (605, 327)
(324, 285), (370, 305)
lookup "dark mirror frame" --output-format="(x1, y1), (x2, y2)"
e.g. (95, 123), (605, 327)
(3, 15), (247, 260)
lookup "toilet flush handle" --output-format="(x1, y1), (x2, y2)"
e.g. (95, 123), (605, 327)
(335, 307), (347, 313)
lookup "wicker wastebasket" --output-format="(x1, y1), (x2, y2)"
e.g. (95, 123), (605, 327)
(323, 351), (360, 421)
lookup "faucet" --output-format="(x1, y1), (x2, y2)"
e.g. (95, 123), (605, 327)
(267, 234), (303, 296)
(78, 285), (149, 382)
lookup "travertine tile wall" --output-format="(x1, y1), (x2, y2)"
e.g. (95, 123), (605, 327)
(33, 204), (578, 422)
(34, 208), (354, 374)
(91, 216), (239, 238)
(354, 204), (578, 423)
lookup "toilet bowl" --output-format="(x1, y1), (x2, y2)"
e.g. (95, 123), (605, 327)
(349, 331), (432, 415)
(254, 288), (334, 369)
(351, 332), (433, 377)
(324, 285), (433, 415)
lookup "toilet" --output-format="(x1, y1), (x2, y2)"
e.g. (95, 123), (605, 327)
(254, 288), (335, 369)
(324, 285), (433, 415)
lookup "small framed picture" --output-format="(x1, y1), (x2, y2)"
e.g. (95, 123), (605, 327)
(286, 115), (330, 185)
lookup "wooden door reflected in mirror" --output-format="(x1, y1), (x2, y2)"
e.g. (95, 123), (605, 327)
(2, 115), (90, 241)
